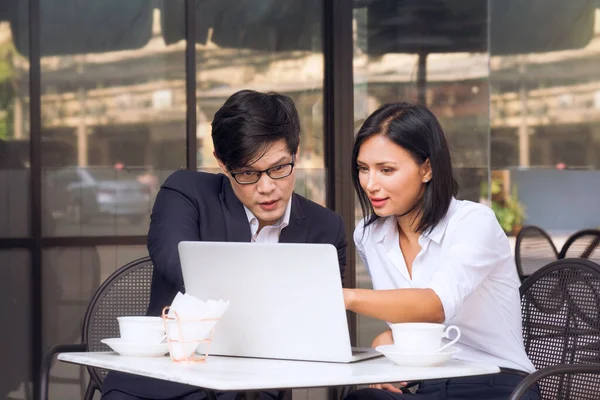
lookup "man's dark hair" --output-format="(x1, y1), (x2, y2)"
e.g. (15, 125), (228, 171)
(352, 102), (459, 234)
(211, 90), (300, 170)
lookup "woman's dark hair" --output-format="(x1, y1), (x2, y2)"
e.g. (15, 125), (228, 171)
(352, 102), (459, 234)
(212, 90), (300, 169)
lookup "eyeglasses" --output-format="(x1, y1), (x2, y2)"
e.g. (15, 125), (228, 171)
(229, 157), (295, 184)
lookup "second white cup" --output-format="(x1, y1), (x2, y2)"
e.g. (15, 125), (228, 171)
(390, 322), (461, 354)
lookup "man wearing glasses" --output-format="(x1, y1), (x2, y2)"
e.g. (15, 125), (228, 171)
(102, 90), (347, 400)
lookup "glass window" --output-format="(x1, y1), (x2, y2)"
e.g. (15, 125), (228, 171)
(490, 4), (600, 249)
(352, 0), (490, 347)
(192, 0), (326, 205)
(39, 1), (187, 236)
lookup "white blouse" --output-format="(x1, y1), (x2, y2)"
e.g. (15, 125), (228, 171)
(354, 198), (535, 373)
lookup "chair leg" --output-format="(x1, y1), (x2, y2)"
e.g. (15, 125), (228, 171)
(83, 382), (96, 400)
(39, 344), (86, 400)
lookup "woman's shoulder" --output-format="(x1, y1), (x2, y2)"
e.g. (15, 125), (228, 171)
(452, 199), (496, 220)
(446, 199), (504, 238)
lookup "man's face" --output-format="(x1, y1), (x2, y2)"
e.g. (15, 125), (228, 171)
(217, 139), (296, 231)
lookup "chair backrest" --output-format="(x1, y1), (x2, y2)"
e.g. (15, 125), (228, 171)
(520, 258), (600, 400)
(559, 229), (600, 263)
(81, 256), (154, 388)
(515, 225), (559, 280)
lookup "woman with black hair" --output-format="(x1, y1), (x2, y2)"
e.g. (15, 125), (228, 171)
(343, 103), (538, 400)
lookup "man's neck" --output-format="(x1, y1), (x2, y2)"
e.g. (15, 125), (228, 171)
(245, 197), (292, 234)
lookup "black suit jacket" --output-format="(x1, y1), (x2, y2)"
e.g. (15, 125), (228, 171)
(102, 170), (347, 399)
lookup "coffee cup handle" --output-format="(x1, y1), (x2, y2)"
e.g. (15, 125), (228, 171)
(439, 325), (461, 352)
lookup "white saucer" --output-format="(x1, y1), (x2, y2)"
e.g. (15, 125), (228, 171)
(375, 345), (460, 367)
(101, 338), (169, 357)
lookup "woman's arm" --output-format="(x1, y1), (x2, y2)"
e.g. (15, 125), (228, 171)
(343, 287), (444, 323)
(347, 206), (508, 325)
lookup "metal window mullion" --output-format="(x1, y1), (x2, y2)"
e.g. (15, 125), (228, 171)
(185, 0), (197, 170)
(323, 0), (356, 345)
(29, 0), (43, 396)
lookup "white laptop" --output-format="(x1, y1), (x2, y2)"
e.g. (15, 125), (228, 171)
(177, 241), (381, 363)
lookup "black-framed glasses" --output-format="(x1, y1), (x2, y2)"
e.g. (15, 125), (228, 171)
(229, 157), (295, 184)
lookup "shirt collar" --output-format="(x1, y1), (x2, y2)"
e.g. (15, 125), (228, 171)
(373, 216), (395, 244)
(372, 197), (460, 247)
(244, 198), (292, 235)
(368, 217), (397, 252)
(421, 197), (460, 244)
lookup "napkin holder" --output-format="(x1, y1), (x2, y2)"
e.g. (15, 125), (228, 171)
(161, 306), (219, 363)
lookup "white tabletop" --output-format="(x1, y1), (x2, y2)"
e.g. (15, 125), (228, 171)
(58, 352), (500, 391)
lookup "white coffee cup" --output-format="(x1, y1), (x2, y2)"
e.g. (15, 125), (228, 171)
(117, 316), (165, 344)
(390, 322), (461, 354)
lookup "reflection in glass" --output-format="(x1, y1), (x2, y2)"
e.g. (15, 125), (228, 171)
(43, 245), (148, 398)
(491, 4), (600, 238)
(352, 1), (490, 347)
(39, 2), (186, 236)
(1, 7), (31, 400)
(191, 0), (326, 205)
(0, 19), (30, 238)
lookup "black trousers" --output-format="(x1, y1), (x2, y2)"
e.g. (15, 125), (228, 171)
(102, 370), (281, 400)
(102, 389), (279, 400)
(344, 372), (540, 400)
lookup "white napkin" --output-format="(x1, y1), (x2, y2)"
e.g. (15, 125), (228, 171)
(165, 292), (229, 359)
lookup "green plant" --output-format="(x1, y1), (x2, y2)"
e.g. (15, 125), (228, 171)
(489, 179), (526, 234)
(0, 40), (17, 140)
(492, 196), (525, 234)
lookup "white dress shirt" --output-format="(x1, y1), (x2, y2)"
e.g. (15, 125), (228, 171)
(354, 198), (535, 373)
(244, 199), (292, 243)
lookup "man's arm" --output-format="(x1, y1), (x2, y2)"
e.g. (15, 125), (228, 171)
(147, 171), (200, 292)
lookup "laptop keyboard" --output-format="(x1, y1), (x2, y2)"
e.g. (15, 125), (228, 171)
(352, 349), (367, 355)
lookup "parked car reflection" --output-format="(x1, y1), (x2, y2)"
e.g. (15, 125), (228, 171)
(46, 166), (152, 224)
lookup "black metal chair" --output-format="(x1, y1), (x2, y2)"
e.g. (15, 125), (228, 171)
(515, 226), (559, 281)
(40, 256), (155, 400)
(509, 258), (600, 399)
(559, 229), (600, 264)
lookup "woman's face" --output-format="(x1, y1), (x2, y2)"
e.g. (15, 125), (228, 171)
(356, 134), (431, 218)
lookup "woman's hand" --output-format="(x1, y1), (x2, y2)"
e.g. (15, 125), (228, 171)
(369, 331), (407, 392)
(369, 383), (405, 393)
(371, 329), (394, 348)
